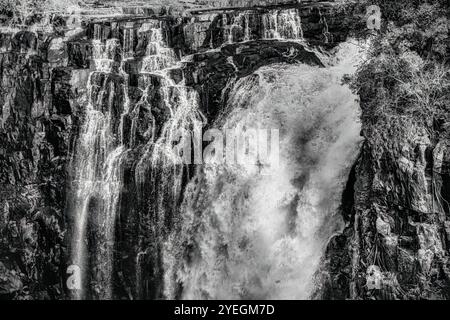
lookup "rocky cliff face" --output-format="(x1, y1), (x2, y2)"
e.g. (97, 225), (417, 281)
(317, 77), (450, 300)
(318, 117), (450, 300)
(0, 30), (75, 299)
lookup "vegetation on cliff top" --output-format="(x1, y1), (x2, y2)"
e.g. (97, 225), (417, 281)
(0, 0), (186, 24)
(349, 0), (449, 158)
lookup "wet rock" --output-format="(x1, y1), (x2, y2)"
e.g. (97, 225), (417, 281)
(366, 265), (382, 290)
(376, 216), (391, 236)
(0, 262), (23, 298)
(67, 41), (91, 68)
(48, 38), (67, 66)
(11, 31), (37, 53)
(445, 221), (450, 248)
(416, 223), (444, 273)
(0, 23), (74, 300)
(323, 120), (450, 299)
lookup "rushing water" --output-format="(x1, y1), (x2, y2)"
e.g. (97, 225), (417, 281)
(69, 19), (205, 299)
(162, 42), (364, 299)
(69, 38), (129, 299)
(224, 8), (304, 43)
(133, 21), (207, 299)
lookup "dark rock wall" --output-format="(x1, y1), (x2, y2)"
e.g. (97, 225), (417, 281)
(317, 105), (450, 300)
(0, 31), (79, 299)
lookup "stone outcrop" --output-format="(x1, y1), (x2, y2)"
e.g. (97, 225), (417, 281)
(317, 107), (450, 300)
(0, 30), (77, 299)
(183, 40), (323, 120)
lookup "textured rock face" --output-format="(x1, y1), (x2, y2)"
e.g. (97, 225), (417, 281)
(0, 31), (76, 299)
(318, 118), (450, 300)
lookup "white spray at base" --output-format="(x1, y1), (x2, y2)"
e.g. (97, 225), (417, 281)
(162, 41), (366, 299)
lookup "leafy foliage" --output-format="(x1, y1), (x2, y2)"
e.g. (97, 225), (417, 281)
(0, 0), (82, 23)
(349, 0), (449, 160)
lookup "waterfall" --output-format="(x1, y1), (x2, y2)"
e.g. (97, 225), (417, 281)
(162, 41), (365, 300)
(69, 36), (129, 299)
(132, 21), (206, 299)
(261, 9), (303, 40)
(140, 22), (178, 74)
(224, 12), (251, 44)
(224, 8), (303, 43)
(70, 19), (207, 299)
(123, 23), (135, 58)
(134, 20), (205, 203)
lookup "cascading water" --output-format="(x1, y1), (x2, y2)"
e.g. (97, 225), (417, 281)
(132, 21), (206, 299)
(70, 19), (206, 300)
(224, 8), (303, 43)
(133, 20), (205, 232)
(69, 37), (129, 299)
(162, 41), (365, 299)
(261, 9), (303, 39)
(139, 22), (178, 74)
